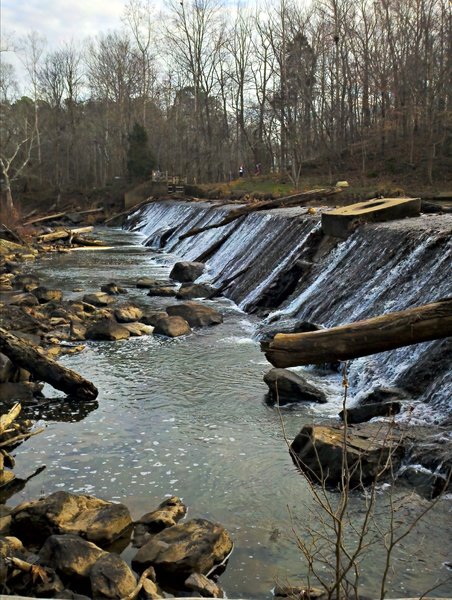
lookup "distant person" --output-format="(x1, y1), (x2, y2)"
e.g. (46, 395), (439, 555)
(239, 164), (244, 177)
(255, 163), (261, 176)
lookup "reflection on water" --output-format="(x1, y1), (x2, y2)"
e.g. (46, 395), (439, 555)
(11, 228), (452, 598)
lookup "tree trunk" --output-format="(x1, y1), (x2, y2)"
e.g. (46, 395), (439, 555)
(0, 327), (98, 400)
(263, 299), (452, 367)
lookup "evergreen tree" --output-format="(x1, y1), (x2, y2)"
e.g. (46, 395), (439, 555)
(127, 122), (155, 181)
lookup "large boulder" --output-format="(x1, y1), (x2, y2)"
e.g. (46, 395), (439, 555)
(90, 553), (137, 599)
(264, 368), (327, 404)
(290, 422), (405, 487)
(39, 534), (106, 580)
(185, 572), (223, 598)
(114, 304), (143, 323)
(100, 282), (127, 295)
(12, 491), (133, 547)
(86, 319), (131, 341)
(147, 285), (177, 297)
(141, 310), (168, 326)
(166, 302), (223, 328)
(13, 274), (40, 291)
(134, 497), (187, 547)
(169, 261), (205, 283)
(339, 402), (401, 424)
(176, 283), (216, 300)
(122, 322), (154, 337)
(132, 518), (233, 581)
(153, 316), (191, 338)
(82, 293), (114, 307)
(32, 286), (63, 304)
(136, 277), (158, 289)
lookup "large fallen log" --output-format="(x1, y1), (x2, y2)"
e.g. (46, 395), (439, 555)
(23, 212), (67, 226)
(0, 327), (98, 400)
(179, 187), (341, 240)
(264, 298), (452, 367)
(37, 226), (94, 243)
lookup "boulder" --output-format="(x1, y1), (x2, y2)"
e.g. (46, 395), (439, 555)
(185, 572), (223, 597)
(132, 518), (233, 581)
(141, 577), (162, 599)
(134, 497), (187, 546)
(153, 316), (191, 338)
(32, 286), (63, 303)
(70, 321), (87, 341)
(82, 293), (114, 307)
(13, 274), (40, 291)
(12, 491), (133, 547)
(339, 402), (401, 424)
(86, 319), (131, 341)
(38, 534), (106, 580)
(0, 352), (16, 383)
(170, 261), (205, 283)
(358, 386), (408, 405)
(9, 292), (39, 307)
(90, 552), (137, 599)
(147, 285), (177, 297)
(274, 584), (325, 598)
(100, 282), (127, 295)
(166, 302), (223, 328)
(290, 422), (405, 488)
(264, 368), (327, 404)
(136, 277), (158, 289)
(176, 283), (216, 300)
(0, 507), (12, 535)
(141, 310), (168, 326)
(114, 304), (143, 323)
(122, 322), (154, 337)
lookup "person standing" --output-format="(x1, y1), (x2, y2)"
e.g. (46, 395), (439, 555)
(239, 164), (244, 177)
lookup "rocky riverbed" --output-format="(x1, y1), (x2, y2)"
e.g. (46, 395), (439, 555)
(2, 207), (452, 593)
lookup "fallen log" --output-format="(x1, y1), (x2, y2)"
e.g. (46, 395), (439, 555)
(179, 187), (341, 240)
(37, 226), (94, 243)
(23, 212), (67, 226)
(264, 298), (452, 368)
(0, 327), (98, 400)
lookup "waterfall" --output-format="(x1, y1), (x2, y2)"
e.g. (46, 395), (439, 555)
(127, 201), (452, 421)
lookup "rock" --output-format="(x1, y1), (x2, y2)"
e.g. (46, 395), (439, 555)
(12, 491), (133, 547)
(38, 533), (106, 580)
(70, 321), (87, 341)
(114, 304), (143, 323)
(122, 322), (154, 336)
(264, 368), (327, 404)
(184, 572), (223, 597)
(100, 282), (127, 295)
(141, 577), (163, 599)
(147, 285), (178, 297)
(399, 466), (448, 499)
(170, 261), (205, 283)
(0, 535), (26, 558)
(141, 310), (168, 326)
(12, 274), (40, 291)
(0, 382), (44, 402)
(137, 277), (158, 289)
(358, 386), (408, 405)
(32, 286), (63, 303)
(290, 422), (405, 487)
(166, 302), (223, 328)
(339, 402), (401, 424)
(82, 293), (114, 307)
(0, 507), (12, 535)
(153, 316), (191, 338)
(90, 552), (137, 599)
(132, 518), (233, 581)
(9, 292), (39, 307)
(0, 352), (16, 382)
(136, 496), (187, 535)
(86, 319), (131, 341)
(57, 591), (91, 600)
(176, 283), (216, 300)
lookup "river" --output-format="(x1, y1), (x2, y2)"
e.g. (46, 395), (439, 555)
(13, 226), (452, 598)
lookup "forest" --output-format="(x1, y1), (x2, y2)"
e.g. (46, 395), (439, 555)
(1, 0), (451, 205)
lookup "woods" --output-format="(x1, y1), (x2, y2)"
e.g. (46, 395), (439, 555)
(1, 0), (450, 205)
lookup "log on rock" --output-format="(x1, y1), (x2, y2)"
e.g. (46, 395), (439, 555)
(179, 187), (341, 240)
(265, 298), (452, 368)
(0, 327), (98, 400)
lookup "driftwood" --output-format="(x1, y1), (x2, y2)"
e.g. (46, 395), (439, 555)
(0, 327), (98, 400)
(264, 298), (452, 368)
(37, 226), (94, 243)
(24, 212), (68, 226)
(179, 187), (341, 240)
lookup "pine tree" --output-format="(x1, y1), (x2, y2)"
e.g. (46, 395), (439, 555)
(126, 122), (155, 181)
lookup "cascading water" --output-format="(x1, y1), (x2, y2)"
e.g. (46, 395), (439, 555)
(128, 201), (452, 422)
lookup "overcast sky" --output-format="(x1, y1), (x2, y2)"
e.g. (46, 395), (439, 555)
(2, 0), (128, 46)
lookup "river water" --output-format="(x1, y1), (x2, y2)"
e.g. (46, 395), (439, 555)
(13, 227), (452, 598)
